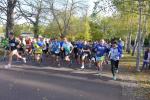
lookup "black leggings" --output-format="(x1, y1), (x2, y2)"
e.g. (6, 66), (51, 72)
(111, 60), (119, 76)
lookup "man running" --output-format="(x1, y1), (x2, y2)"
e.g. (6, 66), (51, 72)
(5, 32), (26, 69)
(61, 37), (73, 62)
(95, 39), (107, 75)
(51, 38), (61, 66)
(80, 41), (91, 69)
(73, 41), (82, 64)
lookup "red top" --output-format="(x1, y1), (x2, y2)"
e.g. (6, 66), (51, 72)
(26, 39), (31, 45)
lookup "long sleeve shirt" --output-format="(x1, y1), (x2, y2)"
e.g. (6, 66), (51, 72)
(109, 47), (120, 61)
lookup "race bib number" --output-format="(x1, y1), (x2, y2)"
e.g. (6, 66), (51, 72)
(10, 43), (15, 46)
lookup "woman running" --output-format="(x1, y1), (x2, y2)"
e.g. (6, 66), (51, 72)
(5, 32), (26, 69)
(109, 41), (120, 80)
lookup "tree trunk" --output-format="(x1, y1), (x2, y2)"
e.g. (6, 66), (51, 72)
(136, 0), (142, 71)
(132, 35), (137, 56)
(33, 5), (42, 38)
(126, 32), (131, 54)
(141, 15), (147, 48)
(33, 23), (39, 38)
(6, 0), (17, 37)
(126, 0), (133, 54)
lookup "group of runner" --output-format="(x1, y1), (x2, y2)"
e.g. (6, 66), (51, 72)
(1, 32), (124, 80)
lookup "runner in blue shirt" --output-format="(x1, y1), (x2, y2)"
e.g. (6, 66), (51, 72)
(61, 37), (73, 62)
(118, 39), (124, 58)
(51, 38), (61, 66)
(95, 39), (107, 75)
(51, 39), (60, 56)
(73, 41), (83, 64)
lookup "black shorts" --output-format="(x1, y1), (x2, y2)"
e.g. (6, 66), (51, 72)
(51, 51), (60, 56)
(43, 49), (48, 54)
(18, 48), (24, 53)
(81, 52), (91, 60)
(60, 50), (65, 59)
(5, 46), (9, 50)
(74, 52), (78, 59)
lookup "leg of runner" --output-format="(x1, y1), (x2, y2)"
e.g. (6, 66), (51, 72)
(81, 54), (85, 69)
(75, 52), (78, 64)
(57, 54), (61, 67)
(55, 52), (60, 67)
(115, 60), (119, 73)
(35, 53), (41, 63)
(88, 59), (92, 68)
(98, 58), (104, 72)
(14, 50), (26, 63)
(99, 60), (103, 72)
(96, 61), (100, 72)
(3, 49), (7, 61)
(96, 61), (101, 75)
(5, 50), (26, 68)
(65, 55), (70, 61)
(96, 56), (104, 76)
(81, 54), (89, 69)
(87, 53), (91, 68)
(5, 51), (14, 68)
(36, 54), (39, 62)
(111, 59), (117, 80)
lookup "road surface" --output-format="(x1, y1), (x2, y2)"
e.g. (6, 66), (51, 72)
(0, 65), (129, 100)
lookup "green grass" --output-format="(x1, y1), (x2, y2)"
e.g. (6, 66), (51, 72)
(120, 52), (143, 70)
(120, 52), (150, 100)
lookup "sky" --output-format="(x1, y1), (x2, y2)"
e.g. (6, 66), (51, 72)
(0, 0), (115, 25)
(88, 0), (97, 14)
(17, 0), (98, 24)
(88, 0), (116, 16)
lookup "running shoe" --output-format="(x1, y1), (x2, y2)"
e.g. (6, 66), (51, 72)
(113, 76), (117, 80)
(4, 64), (11, 69)
(23, 58), (27, 63)
(81, 65), (85, 69)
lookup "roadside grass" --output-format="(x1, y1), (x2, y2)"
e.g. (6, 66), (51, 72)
(120, 52), (150, 100)
(120, 53), (143, 70)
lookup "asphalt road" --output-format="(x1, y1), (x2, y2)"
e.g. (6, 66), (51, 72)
(0, 66), (128, 100)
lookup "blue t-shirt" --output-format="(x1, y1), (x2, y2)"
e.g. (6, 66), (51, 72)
(51, 41), (60, 53)
(76, 42), (83, 49)
(118, 42), (123, 58)
(92, 42), (97, 52)
(95, 44), (106, 57)
(60, 41), (64, 47)
(37, 41), (44, 47)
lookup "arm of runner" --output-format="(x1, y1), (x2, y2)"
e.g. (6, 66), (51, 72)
(108, 49), (112, 60)
(70, 43), (74, 53)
